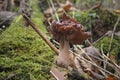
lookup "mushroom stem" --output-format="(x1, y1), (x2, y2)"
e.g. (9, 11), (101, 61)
(56, 38), (75, 67)
(59, 38), (70, 53)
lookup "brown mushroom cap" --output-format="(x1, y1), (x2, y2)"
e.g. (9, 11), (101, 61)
(50, 13), (91, 44)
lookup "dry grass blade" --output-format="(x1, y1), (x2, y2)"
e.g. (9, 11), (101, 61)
(74, 45), (120, 79)
(102, 54), (120, 70)
(50, 67), (67, 80)
(108, 17), (120, 55)
(49, 0), (60, 22)
(100, 44), (107, 73)
(75, 53), (120, 79)
(75, 45), (107, 76)
(87, 40), (120, 70)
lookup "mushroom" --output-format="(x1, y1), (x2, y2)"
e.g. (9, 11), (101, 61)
(50, 13), (91, 67)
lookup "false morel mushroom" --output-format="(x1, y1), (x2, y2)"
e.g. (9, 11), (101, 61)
(50, 13), (91, 67)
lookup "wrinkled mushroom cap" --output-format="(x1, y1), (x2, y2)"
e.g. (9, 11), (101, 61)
(50, 13), (91, 44)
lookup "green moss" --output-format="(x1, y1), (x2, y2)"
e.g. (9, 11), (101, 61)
(94, 9), (119, 30)
(0, 17), (55, 80)
(67, 9), (120, 42)
(74, 11), (90, 30)
(30, 0), (47, 33)
(0, 0), (55, 79)
(69, 9), (120, 31)
(95, 36), (120, 62)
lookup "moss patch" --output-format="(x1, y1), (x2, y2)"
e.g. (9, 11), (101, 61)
(68, 9), (120, 41)
(0, 16), (55, 80)
(95, 36), (120, 63)
(0, 0), (55, 79)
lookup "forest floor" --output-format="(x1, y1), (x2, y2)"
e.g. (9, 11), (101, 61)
(0, 0), (120, 80)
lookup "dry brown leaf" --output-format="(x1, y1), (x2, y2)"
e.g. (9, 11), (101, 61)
(114, 10), (120, 14)
(63, 4), (72, 12)
(106, 75), (116, 80)
(59, 1), (72, 12)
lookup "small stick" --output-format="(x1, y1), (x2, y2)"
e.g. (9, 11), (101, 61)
(100, 45), (107, 72)
(49, 0), (60, 22)
(107, 17), (120, 55)
(76, 45), (106, 76)
(87, 40), (120, 70)
(22, 12), (59, 55)
(75, 54), (120, 79)
(50, 67), (67, 80)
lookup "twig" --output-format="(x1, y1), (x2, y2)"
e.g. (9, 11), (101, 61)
(108, 17), (120, 55)
(22, 12), (59, 55)
(76, 45), (106, 76)
(47, 0), (54, 21)
(50, 67), (67, 80)
(91, 0), (102, 10)
(52, 39), (59, 46)
(49, 0), (60, 22)
(87, 51), (118, 70)
(100, 44), (107, 72)
(102, 54), (120, 70)
(75, 44), (120, 78)
(52, 39), (120, 77)
(89, 15), (93, 43)
(75, 53), (120, 79)
(87, 40), (120, 70)
(92, 31), (112, 45)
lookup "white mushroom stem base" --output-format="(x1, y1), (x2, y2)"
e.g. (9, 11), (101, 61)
(56, 39), (75, 67)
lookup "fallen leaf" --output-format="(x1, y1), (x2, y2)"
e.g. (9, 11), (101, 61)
(106, 75), (116, 80)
